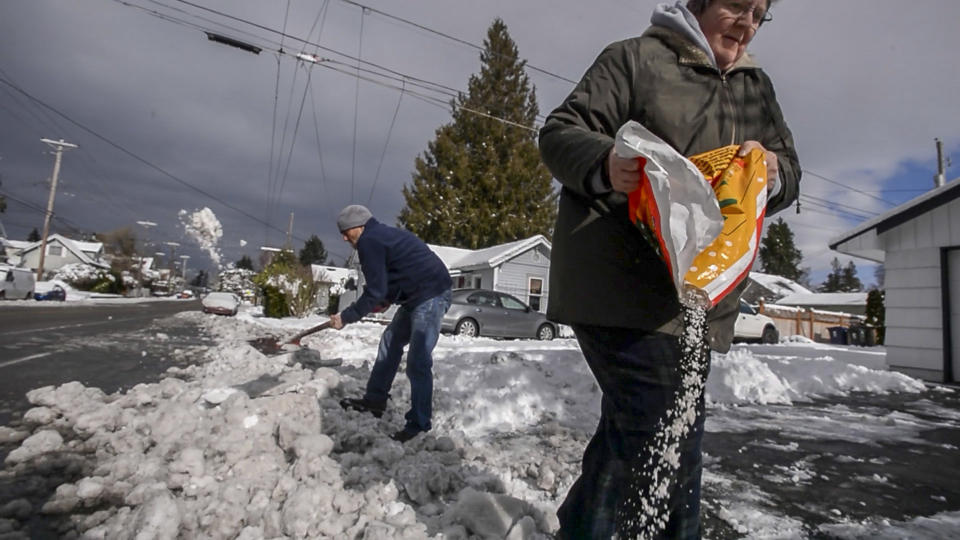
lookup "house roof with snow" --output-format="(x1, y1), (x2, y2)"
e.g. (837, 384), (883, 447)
(829, 177), (960, 262)
(428, 235), (551, 272)
(19, 234), (107, 268)
(776, 292), (868, 307)
(748, 271), (811, 297)
(311, 265), (357, 295)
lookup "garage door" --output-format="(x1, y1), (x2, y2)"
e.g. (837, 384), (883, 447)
(950, 249), (960, 383)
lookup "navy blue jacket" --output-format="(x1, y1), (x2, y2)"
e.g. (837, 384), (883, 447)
(340, 218), (452, 324)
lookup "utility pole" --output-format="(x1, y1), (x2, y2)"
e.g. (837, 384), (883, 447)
(934, 138), (946, 188)
(285, 212), (294, 249)
(180, 255), (190, 282)
(135, 221), (157, 297)
(36, 138), (77, 280)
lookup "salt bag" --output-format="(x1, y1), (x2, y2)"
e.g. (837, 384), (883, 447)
(614, 121), (723, 298)
(684, 145), (768, 306)
(616, 121), (768, 307)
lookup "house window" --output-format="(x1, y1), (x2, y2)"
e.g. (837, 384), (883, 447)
(48, 245), (63, 256)
(528, 277), (543, 312)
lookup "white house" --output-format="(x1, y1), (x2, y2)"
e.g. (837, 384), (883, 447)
(741, 271), (812, 304)
(17, 234), (109, 276)
(1, 239), (32, 265)
(311, 264), (358, 312)
(429, 235), (552, 313)
(774, 291), (869, 316)
(830, 177), (960, 382)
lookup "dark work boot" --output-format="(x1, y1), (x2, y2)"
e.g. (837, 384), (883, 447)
(391, 426), (424, 443)
(339, 397), (386, 418)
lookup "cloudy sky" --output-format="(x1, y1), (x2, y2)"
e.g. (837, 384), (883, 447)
(1, 0), (958, 286)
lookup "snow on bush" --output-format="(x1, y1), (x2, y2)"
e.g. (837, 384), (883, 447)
(54, 263), (112, 289)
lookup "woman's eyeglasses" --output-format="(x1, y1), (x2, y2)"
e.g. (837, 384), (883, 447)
(720, 1), (773, 28)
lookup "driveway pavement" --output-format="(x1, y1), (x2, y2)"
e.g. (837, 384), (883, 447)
(701, 383), (960, 538)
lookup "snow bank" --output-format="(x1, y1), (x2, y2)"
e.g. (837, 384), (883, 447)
(707, 347), (925, 406)
(1, 309), (936, 538)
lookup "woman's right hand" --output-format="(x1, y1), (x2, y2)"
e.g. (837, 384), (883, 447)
(607, 148), (642, 193)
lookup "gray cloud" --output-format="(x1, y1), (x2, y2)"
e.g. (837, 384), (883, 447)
(2, 0), (958, 284)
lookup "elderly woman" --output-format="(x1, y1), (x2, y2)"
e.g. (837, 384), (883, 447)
(539, 0), (799, 538)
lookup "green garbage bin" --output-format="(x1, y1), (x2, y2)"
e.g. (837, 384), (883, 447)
(848, 326), (866, 346)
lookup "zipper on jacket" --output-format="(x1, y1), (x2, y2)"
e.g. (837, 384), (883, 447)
(719, 72), (738, 145)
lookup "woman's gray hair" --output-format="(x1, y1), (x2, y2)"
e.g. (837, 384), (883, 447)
(685, 0), (778, 16)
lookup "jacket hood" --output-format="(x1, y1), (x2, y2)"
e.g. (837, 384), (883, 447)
(649, 3), (759, 73)
(650, 1), (717, 68)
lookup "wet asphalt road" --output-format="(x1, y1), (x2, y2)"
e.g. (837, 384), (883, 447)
(0, 300), (212, 426)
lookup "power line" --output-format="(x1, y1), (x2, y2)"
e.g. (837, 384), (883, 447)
(368, 81), (405, 206)
(800, 193), (879, 219)
(117, 0), (549, 129)
(802, 169), (899, 207)
(0, 76), (310, 247)
(337, 0), (578, 86)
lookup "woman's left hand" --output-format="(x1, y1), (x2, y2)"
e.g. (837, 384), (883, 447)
(739, 141), (778, 191)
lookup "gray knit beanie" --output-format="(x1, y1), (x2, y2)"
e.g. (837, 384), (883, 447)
(337, 205), (372, 232)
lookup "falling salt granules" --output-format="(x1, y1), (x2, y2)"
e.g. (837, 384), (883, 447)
(616, 290), (710, 539)
(179, 207), (223, 267)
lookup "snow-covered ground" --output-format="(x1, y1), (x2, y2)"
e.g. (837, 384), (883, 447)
(1, 304), (957, 539)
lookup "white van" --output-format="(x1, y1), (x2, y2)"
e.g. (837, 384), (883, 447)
(0, 265), (36, 300)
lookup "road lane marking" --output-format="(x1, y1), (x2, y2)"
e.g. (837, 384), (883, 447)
(0, 314), (159, 336)
(0, 352), (52, 368)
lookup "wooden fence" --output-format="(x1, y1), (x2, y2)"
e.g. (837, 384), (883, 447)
(756, 300), (865, 342)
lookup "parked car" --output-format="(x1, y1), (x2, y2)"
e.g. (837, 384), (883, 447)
(201, 292), (240, 316)
(0, 265), (35, 300)
(441, 288), (557, 340)
(34, 285), (66, 302)
(733, 300), (779, 344)
(177, 290), (195, 299)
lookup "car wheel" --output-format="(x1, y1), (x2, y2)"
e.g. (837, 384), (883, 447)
(761, 325), (779, 344)
(25, 292), (33, 300)
(536, 324), (555, 341)
(455, 318), (478, 337)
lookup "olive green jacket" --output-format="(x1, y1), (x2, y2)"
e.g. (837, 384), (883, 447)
(539, 26), (801, 352)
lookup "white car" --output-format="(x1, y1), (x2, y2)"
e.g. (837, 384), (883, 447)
(0, 265), (35, 300)
(734, 300), (779, 344)
(201, 292), (241, 316)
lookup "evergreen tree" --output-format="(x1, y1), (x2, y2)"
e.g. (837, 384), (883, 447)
(299, 235), (328, 266)
(865, 289), (885, 344)
(236, 255), (254, 271)
(820, 258), (862, 292)
(398, 18), (557, 248)
(191, 270), (208, 288)
(819, 258), (844, 292)
(840, 260), (862, 292)
(758, 218), (805, 281)
(27, 228), (41, 242)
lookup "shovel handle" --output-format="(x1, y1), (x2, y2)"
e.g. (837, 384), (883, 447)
(287, 320), (332, 344)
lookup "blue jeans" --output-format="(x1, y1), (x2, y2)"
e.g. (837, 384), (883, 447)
(557, 323), (707, 540)
(363, 290), (451, 432)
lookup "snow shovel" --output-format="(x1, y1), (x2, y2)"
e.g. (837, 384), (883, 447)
(248, 320), (332, 355)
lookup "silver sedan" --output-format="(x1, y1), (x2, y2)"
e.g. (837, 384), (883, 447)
(441, 289), (557, 340)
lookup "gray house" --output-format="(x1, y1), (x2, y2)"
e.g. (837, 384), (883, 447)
(341, 235), (553, 319)
(429, 235), (552, 313)
(830, 178), (960, 382)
